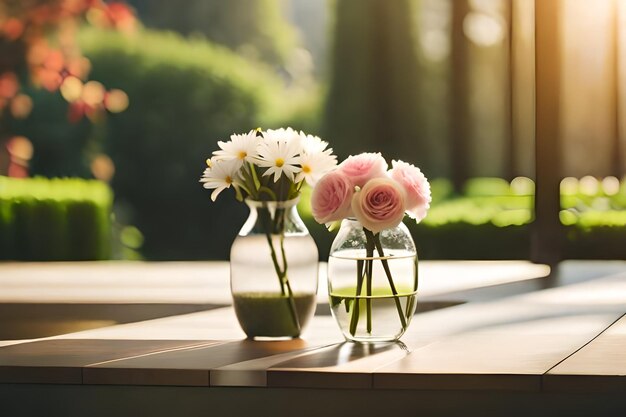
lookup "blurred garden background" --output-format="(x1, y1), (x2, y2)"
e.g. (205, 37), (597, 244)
(1, 0), (626, 262)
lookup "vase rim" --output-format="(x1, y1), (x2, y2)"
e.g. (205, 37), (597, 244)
(341, 217), (410, 234)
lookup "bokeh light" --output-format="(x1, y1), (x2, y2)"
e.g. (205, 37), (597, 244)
(90, 154), (116, 182)
(510, 176), (535, 196)
(6, 136), (34, 162)
(560, 177), (579, 196)
(60, 76), (84, 102)
(81, 80), (105, 106)
(601, 176), (620, 196)
(579, 175), (600, 196)
(104, 89), (129, 113)
(463, 12), (505, 47)
(10, 94), (33, 119)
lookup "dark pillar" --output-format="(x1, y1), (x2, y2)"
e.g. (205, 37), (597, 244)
(450, 0), (470, 193)
(532, 0), (563, 265)
(505, 0), (516, 180)
(611, 0), (623, 178)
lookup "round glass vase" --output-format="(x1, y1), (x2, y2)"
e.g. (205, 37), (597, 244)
(327, 219), (418, 342)
(230, 197), (318, 340)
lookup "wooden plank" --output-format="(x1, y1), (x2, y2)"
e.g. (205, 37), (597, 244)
(269, 272), (626, 391)
(78, 306), (341, 387)
(545, 313), (626, 393)
(0, 340), (32, 348)
(0, 339), (212, 384)
(0, 261), (232, 304)
(52, 306), (342, 343)
(84, 338), (326, 387)
(374, 273), (626, 391)
(266, 342), (414, 389)
(0, 261), (550, 304)
(52, 307), (248, 341)
(74, 272), (626, 390)
(210, 343), (337, 387)
(0, 303), (213, 340)
(1, 265), (624, 392)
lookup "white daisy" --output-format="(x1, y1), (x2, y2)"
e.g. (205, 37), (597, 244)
(255, 136), (302, 182)
(300, 132), (330, 155)
(212, 130), (260, 168)
(295, 149), (337, 186)
(200, 158), (242, 201)
(263, 127), (301, 144)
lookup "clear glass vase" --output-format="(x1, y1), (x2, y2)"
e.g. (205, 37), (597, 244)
(230, 198), (318, 339)
(328, 219), (418, 342)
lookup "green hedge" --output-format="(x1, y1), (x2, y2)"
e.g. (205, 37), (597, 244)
(0, 176), (112, 261)
(81, 28), (291, 260)
(9, 28), (318, 260)
(127, 0), (297, 67)
(8, 28), (318, 260)
(300, 177), (626, 260)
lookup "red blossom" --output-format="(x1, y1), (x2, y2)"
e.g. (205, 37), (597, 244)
(0, 73), (19, 99)
(2, 18), (25, 40)
(1, 1), (135, 123)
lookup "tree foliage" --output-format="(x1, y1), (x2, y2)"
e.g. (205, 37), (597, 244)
(127, 0), (297, 66)
(324, 0), (429, 167)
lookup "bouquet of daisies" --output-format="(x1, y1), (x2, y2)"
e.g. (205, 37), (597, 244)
(201, 127), (337, 332)
(201, 127), (337, 203)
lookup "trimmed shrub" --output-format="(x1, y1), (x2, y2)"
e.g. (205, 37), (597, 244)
(80, 28), (287, 260)
(0, 176), (112, 261)
(9, 28), (317, 260)
(128, 0), (297, 67)
(300, 177), (626, 260)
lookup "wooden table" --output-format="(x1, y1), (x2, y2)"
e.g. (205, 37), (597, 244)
(1, 261), (625, 416)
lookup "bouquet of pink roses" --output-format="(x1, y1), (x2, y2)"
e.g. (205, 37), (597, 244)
(311, 152), (431, 338)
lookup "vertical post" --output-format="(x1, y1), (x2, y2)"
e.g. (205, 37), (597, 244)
(532, 0), (562, 265)
(450, 0), (470, 193)
(505, 0), (516, 180)
(611, 0), (623, 178)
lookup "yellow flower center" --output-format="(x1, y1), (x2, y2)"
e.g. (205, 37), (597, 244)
(225, 176), (232, 184)
(275, 158), (285, 168)
(302, 164), (311, 173)
(238, 151), (247, 160)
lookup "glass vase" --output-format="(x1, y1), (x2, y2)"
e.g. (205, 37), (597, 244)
(230, 197), (318, 339)
(327, 219), (418, 342)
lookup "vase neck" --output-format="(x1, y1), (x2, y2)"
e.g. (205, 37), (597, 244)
(244, 197), (300, 211)
(240, 197), (308, 236)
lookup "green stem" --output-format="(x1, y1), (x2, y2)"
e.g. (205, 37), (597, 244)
(249, 162), (261, 190)
(406, 252), (418, 319)
(258, 205), (286, 295)
(258, 186), (278, 201)
(349, 259), (366, 336)
(262, 229), (286, 296)
(258, 203), (300, 333)
(240, 164), (258, 200)
(366, 229), (408, 331)
(365, 237), (374, 334)
(279, 228), (300, 332)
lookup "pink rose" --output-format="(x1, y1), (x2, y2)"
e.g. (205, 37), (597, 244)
(311, 170), (354, 224)
(338, 152), (387, 188)
(388, 160), (431, 222)
(351, 178), (406, 233)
